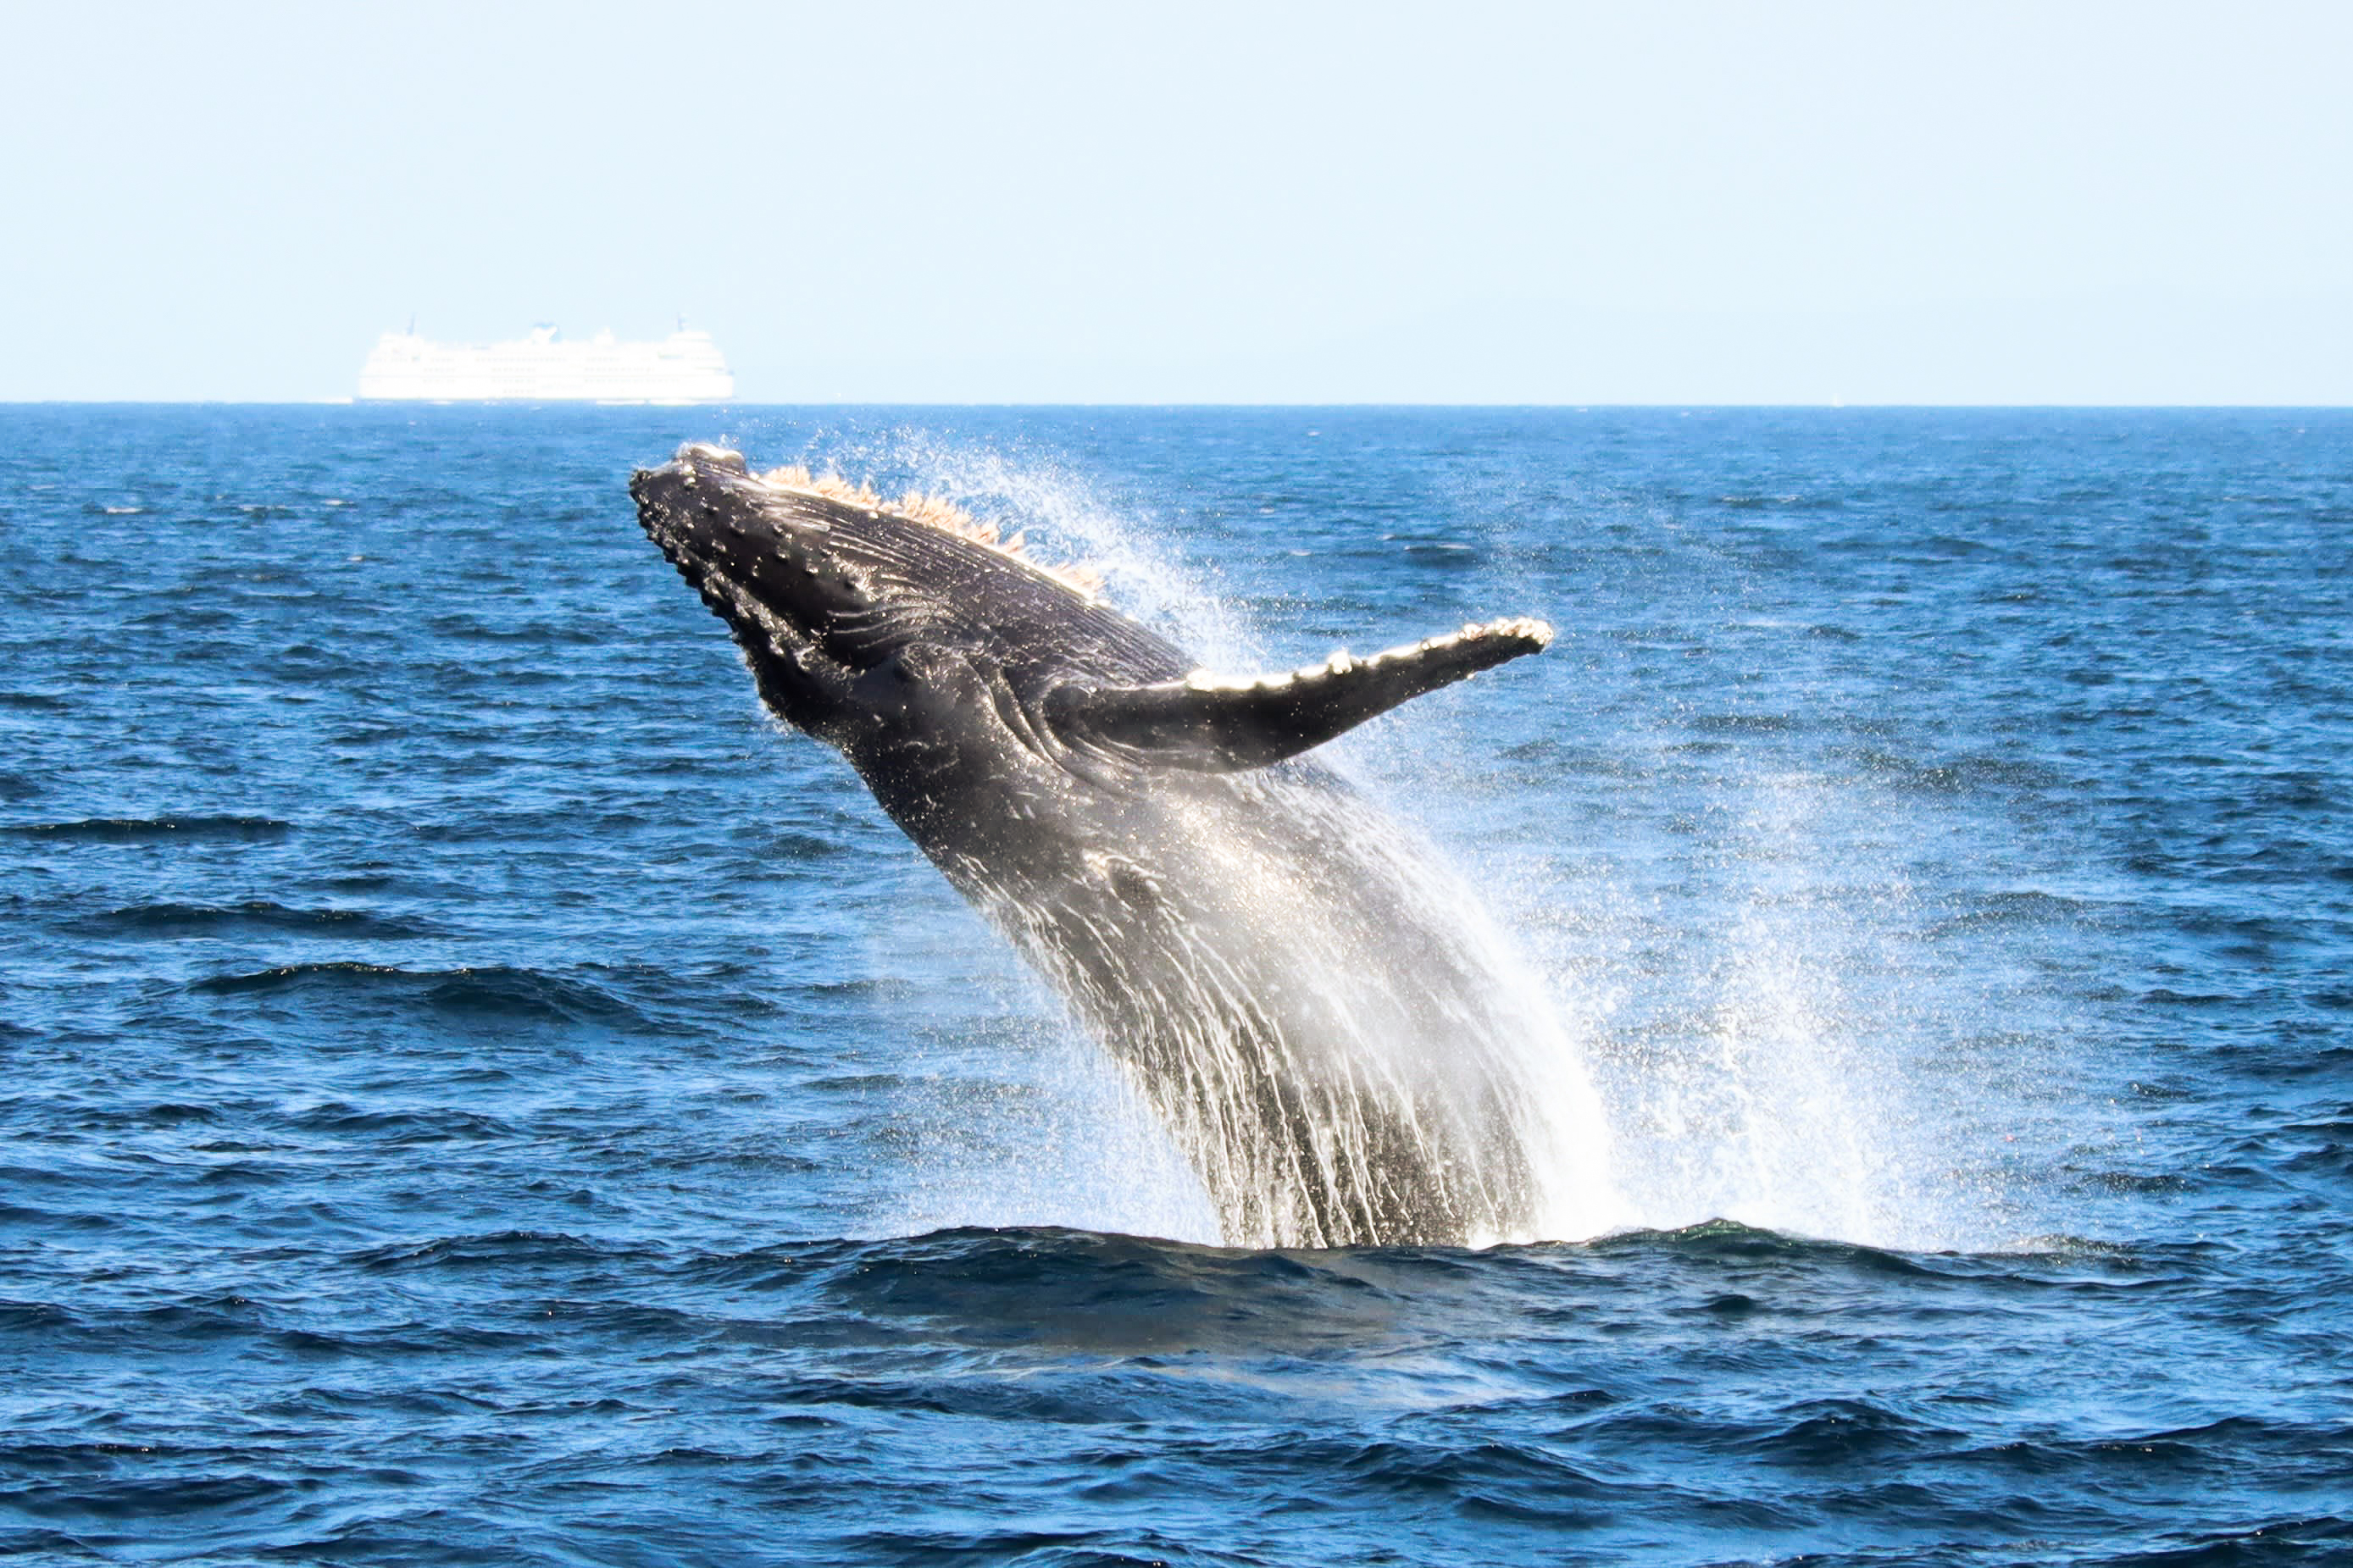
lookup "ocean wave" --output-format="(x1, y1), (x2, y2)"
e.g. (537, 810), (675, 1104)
(348, 1230), (657, 1272)
(3, 815), (295, 842)
(1844, 747), (2070, 797)
(1922, 887), (2100, 935)
(1585, 1217), (1951, 1275)
(285, 1103), (522, 1144)
(188, 962), (646, 1025)
(1739, 1396), (1966, 1464)
(71, 900), (438, 939)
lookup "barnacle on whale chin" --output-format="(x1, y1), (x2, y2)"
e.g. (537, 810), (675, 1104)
(755, 463), (1107, 599)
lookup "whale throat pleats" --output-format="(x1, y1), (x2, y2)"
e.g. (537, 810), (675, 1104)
(1043, 617), (1554, 773)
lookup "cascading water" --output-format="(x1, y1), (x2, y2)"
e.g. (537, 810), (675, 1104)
(968, 778), (1600, 1248)
(822, 435), (1623, 1248)
(837, 434), (2045, 1253)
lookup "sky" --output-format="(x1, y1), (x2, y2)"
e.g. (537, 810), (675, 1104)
(2, 1), (2348, 404)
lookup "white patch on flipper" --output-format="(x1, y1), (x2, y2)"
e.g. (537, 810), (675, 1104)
(1182, 616), (1555, 690)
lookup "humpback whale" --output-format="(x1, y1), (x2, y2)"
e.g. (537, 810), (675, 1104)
(632, 443), (1561, 1248)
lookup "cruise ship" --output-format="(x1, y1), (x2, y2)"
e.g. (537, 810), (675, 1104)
(356, 322), (735, 403)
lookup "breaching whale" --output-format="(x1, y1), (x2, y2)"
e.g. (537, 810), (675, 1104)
(632, 443), (1561, 1248)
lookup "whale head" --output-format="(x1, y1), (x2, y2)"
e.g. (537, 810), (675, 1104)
(630, 442), (1163, 750)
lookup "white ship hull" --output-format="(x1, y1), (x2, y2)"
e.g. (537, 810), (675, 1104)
(357, 325), (735, 403)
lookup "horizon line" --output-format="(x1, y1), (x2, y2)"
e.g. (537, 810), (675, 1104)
(2, 398), (2349, 413)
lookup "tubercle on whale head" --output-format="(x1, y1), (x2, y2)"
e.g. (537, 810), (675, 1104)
(632, 446), (869, 734)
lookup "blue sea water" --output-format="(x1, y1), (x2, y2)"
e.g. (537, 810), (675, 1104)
(2, 404), (2349, 1565)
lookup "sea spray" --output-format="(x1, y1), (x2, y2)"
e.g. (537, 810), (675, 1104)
(846, 435), (1625, 1246)
(783, 429), (2065, 1255)
(1398, 460), (2064, 1254)
(861, 434), (2056, 1254)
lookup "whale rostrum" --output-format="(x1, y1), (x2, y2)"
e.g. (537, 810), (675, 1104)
(632, 442), (1564, 1248)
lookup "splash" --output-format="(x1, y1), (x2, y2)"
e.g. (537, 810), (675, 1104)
(1369, 591), (2056, 1252)
(1513, 768), (1996, 1249)
(796, 429), (2033, 1254)
(769, 429), (1620, 1248)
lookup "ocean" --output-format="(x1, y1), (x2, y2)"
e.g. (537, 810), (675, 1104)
(3, 405), (2347, 1565)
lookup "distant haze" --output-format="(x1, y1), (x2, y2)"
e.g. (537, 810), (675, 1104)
(3, 1), (2347, 404)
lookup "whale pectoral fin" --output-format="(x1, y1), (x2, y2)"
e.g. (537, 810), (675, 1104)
(1045, 617), (1554, 772)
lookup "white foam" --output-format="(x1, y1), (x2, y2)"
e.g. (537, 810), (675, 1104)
(794, 434), (1625, 1248)
(768, 432), (2044, 1255)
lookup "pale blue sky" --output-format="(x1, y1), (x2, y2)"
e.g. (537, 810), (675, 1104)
(3, 1), (2347, 402)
